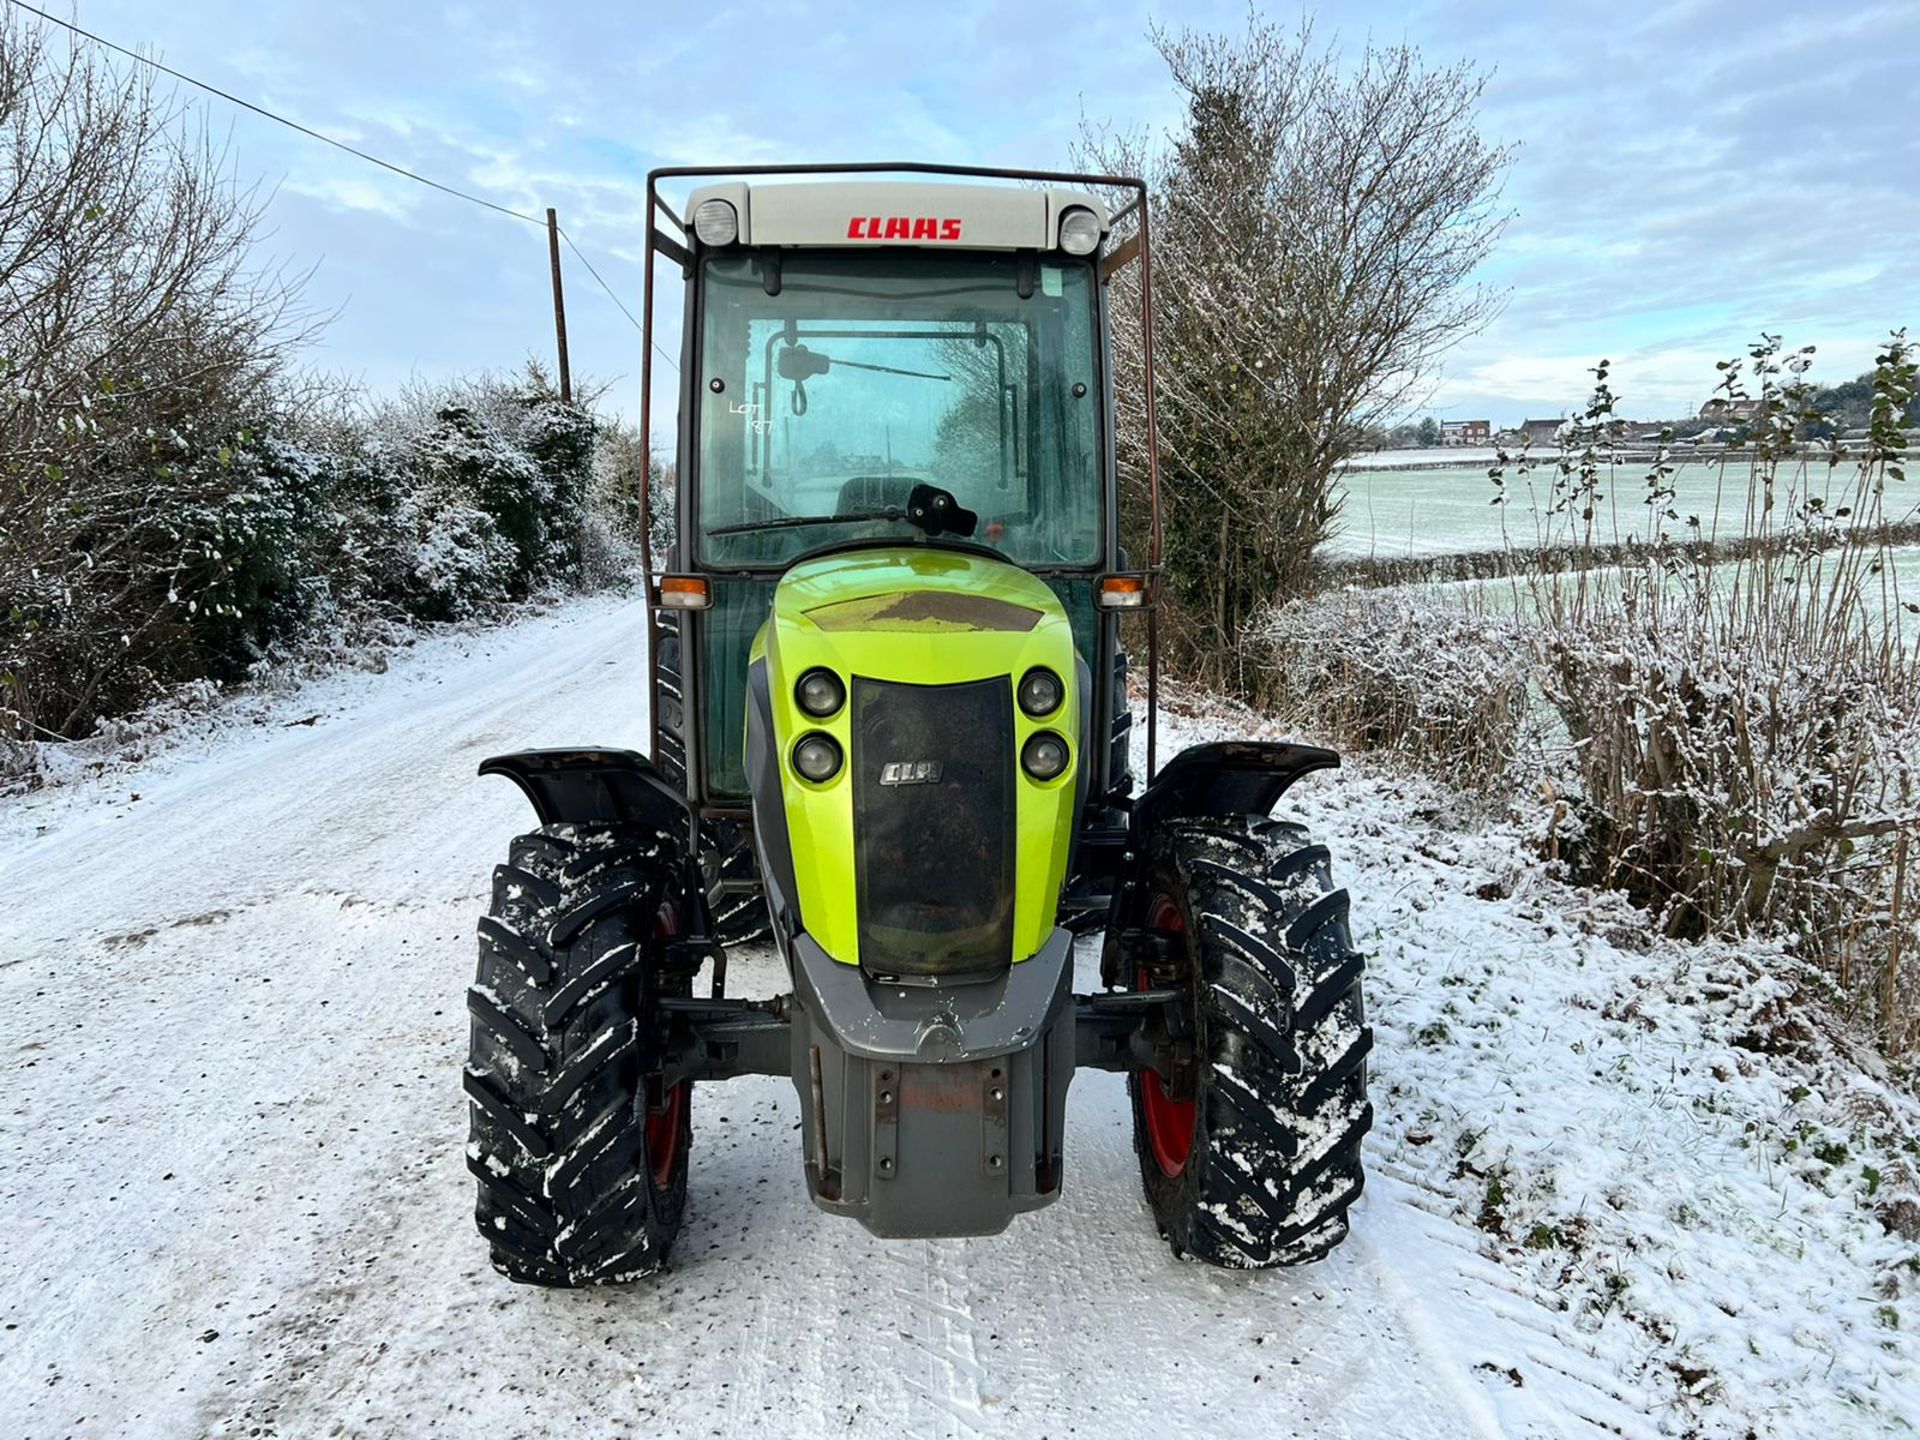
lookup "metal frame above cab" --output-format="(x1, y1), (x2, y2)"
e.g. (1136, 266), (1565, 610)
(635, 161), (1169, 788)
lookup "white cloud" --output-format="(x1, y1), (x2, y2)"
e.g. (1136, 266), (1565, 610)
(281, 173), (418, 223)
(69, 0), (1918, 435)
(648, 116), (790, 170)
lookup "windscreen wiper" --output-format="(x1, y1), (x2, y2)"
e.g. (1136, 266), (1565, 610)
(776, 344), (950, 384)
(778, 345), (951, 416)
(708, 483), (978, 540)
(825, 357), (951, 381)
(708, 509), (905, 536)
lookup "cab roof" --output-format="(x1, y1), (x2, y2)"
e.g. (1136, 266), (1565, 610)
(683, 179), (1109, 252)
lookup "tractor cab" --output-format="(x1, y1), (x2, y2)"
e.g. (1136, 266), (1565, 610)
(650, 176), (1140, 927)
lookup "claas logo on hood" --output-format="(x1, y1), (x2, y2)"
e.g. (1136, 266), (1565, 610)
(846, 216), (963, 241)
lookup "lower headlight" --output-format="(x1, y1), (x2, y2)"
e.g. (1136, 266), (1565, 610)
(792, 732), (843, 783)
(1021, 731), (1070, 782)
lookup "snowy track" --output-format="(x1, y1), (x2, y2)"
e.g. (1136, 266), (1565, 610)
(2, 598), (1910, 1437)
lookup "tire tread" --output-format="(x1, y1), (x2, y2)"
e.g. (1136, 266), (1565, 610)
(467, 823), (691, 1287)
(1130, 814), (1372, 1269)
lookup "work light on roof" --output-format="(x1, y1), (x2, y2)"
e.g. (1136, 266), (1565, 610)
(1057, 206), (1101, 256)
(693, 198), (739, 246)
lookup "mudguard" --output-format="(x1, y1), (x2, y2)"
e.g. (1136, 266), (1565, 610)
(479, 747), (687, 833)
(1100, 741), (1339, 990)
(1128, 740), (1338, 846)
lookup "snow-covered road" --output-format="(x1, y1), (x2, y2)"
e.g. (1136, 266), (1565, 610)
(3, 597), (1910, 1438)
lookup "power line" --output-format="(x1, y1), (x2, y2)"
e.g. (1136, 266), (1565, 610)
(4, 0), (676, 372)
(561, 229), (679, 373)
(558, 233), (639, 336)
(7, 0), (543, 226)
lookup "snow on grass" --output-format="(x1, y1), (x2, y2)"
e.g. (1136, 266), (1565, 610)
(1149, 684), (1920, 1435)
(4, 590), (1915, 1438)
(0, 589), (633, 823)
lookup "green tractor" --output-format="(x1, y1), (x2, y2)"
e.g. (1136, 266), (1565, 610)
(465, 163), (1371, 1283)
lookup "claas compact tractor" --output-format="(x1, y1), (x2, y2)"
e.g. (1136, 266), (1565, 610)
(465, 163), (1372, 1284)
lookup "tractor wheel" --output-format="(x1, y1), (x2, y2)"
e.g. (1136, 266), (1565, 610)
(705, 822), (770, 947)
(465, 823), (691, 1286)
(1127, 815), (1372, 1268)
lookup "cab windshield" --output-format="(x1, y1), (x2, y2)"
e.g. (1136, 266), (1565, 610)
(695, 250), (1102, 570)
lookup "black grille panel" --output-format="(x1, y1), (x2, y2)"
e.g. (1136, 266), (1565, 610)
(852, 677), (1014, 977)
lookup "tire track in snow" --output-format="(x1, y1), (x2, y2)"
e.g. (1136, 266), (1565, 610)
(896, 1242), (990, 1440)
(720, 1288), (777, 1432)
(1358, 1175), (1664, 1440)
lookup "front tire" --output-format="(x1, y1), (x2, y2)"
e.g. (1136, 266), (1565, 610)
(465, 823), (691, 1286)
(1127, 815), (1372, 1268)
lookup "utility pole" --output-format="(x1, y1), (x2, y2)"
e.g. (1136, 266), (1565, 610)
(545, 207), (572, 404)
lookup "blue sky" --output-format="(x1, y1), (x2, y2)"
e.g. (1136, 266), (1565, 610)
(60, 0), (1920, 431)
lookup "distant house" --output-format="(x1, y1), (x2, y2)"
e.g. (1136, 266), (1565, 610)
(1698, 397), (1762, 421)
(1519, 418), (1564, 446)
(1439, 419), (1491, 446)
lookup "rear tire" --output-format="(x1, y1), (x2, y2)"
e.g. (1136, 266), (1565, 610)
(1126, 815), (1372, 1268)
(704, 821), (770, 947)
(466, 823), (691, 1286)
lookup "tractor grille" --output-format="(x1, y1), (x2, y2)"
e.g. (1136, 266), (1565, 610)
(851, 677), (1015, 978)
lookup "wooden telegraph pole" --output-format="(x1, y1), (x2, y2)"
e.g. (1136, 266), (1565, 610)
(545, 207), (572, 404)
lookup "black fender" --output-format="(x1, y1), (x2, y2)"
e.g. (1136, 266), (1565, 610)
(1102, 741), (1338, 987)
(479, 747), (687, 833)
(1129, 740), (1338, 845)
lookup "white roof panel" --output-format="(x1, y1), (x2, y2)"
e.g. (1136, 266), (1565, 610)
(684, 180), (1108, 251)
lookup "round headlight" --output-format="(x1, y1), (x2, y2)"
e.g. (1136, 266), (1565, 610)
(693, 198), (739, 246)
(792, 732), (843, 783)
(1021, 731), (1070, 782)
(1058, 206), (1101, 256)
(796, 667), (845, 718)
(1017, 667), (1064, 718)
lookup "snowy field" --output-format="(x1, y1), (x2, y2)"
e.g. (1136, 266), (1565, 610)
(1330, 459), (1915, 560)
(3, 597), (1916, 1437)
(1344, 447), (1507, 472)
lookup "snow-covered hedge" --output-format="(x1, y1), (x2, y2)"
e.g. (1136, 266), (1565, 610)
(1248, 587), (1532, 793)
(1289, 336), (1920, 1045)
(1532, 562), (1920, 1039)
(1, 369), (650, 782)
(1523, 339), (1920, 1044)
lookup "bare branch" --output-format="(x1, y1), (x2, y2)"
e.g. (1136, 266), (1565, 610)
(1082, 15), (1512, 686)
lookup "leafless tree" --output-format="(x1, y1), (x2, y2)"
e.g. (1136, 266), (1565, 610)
(0, 9), (314, 743)
(1086, 15), (1512, 687)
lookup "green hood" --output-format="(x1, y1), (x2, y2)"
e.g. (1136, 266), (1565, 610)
(749, 546), (1082, 971)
